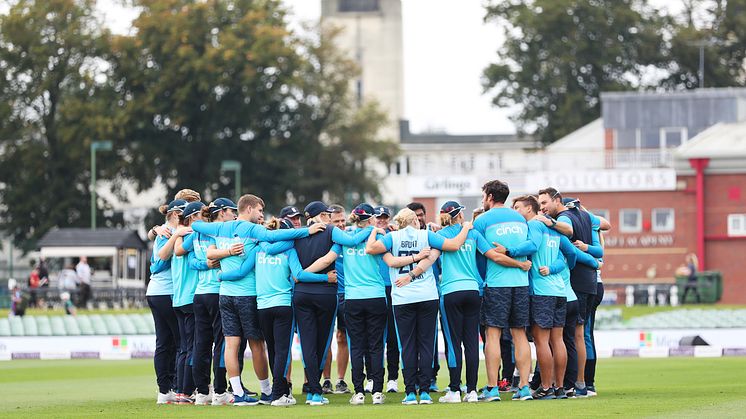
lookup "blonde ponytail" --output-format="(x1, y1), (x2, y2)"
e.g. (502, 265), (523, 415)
(266, 217), (282, 231)
(393, 208), (417, 230)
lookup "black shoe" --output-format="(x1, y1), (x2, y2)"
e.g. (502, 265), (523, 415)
(531, 387), (556, 400)
(302, 382), (311, 394)
(565, 388), (576, 398)
(555, 387), (568, 399)
(322, 379), (333, 394)
(335, 379), (351, 394)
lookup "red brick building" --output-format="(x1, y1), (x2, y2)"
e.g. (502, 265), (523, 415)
(401, 89), (746, 303)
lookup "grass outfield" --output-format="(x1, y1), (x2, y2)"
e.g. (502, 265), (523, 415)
(2, 358), (746, 418)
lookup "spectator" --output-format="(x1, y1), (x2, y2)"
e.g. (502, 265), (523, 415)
(61, 292), (77, 316)
(10, 283), (28, 317)
(57, 264), (79, 291)
(28, 268), (41, 308)
(680, 253), (700, 304)
(76, 256), (92, 308)
(37, 258), (50, 287)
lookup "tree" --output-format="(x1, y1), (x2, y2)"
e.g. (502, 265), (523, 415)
(0, 0), (116, 252)
(107, 0), (395, 221)
(482, 0), (668, 144)
(661, 0), (746, 89)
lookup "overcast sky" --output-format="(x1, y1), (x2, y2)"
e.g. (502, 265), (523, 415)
(97, 0), (688, 135)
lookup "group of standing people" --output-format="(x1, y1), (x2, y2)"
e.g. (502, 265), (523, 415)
(146, 180), (609, 407)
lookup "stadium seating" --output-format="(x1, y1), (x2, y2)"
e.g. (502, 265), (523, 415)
(0, 318), (11, 336)
(1, 313), (157, 336)
(36, 316), (53, 336)
(596, 309), (746, 330)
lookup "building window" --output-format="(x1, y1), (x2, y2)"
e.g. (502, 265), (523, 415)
(590, 209), (609, 222)
(652, 208), (675, 232)
(338, 0), (380, 12)
(728, 214), (746, 236)
(662, 127), (687, 148)
(619, 208), (642, 233)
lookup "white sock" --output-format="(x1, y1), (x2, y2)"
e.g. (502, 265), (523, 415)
(259, 378), (271, 396)
(230, 377), (244, 397)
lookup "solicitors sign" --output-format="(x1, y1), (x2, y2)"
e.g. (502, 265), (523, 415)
(525, 169), (677, 192)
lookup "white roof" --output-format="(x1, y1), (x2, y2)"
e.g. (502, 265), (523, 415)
(547, 118), (604, 151)
(676, 121), (746, 159)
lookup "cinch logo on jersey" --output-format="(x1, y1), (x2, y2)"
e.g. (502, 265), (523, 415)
(257, 253), (282, 266)
(493, 223), (525, 236)
(460, 241), (474, 253)
(345, 247), (367, 256)
(545, 235), (560, 248)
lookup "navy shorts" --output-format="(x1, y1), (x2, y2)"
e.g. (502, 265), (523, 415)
(219, 295), (262, 340)
(481, 286), (530, 329)
(530, 295), (566, 329)
(575, 292), (595, 326)
(565, 299), (581, 327)
(337, 294), (346, 332)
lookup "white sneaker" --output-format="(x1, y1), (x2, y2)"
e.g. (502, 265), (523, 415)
(271, 395), (294, 407)
(463, 390), (479, 403)
(372, 392), (385, 405)
(386, 380), (398, 393)
(287, 393), (297, 405)
(364, 380), (373, 393)
(194, 393), (211, 405)
(157, 390), (177, 404)
(439, 390), (461, 403)
(211, 392), (233, 406)
(350, 392), (365, 405)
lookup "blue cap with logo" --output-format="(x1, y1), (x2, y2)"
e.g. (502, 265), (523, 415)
(167, 199), (188, 213)
(440, 200), (465, 218)
(352, 203), (375, 221)
(374, 206), (391, 218)
(183, 201), (205, 218)
(280, 206), (301, 219)
(209, 197), (237, 213)
(304, 201), (334, 218)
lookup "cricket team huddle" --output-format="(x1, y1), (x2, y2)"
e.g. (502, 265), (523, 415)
(146, 179), (609, 407)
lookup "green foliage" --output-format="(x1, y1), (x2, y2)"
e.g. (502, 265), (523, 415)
(0, 0), (396, 250)
(0, 0), (117, 252)
(482, 0), (669, 144)
(662, 0), (746, 89)
(107, 1), (396, 222)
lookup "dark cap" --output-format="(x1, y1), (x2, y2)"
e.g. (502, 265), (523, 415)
(280, 206), (301, 219)
(279, 218), (294, 230)
(440, 200), (465, 218)
(304, 201), (333, 218)
(208, 197), (237, 214)
(167, 199), (188, 213)
(352, 203), (375, 221)
(562, 197), (580, 208)
(183, 201), (205, 218)
(374, 206), (391, 218)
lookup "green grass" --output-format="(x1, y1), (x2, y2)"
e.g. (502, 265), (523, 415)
(1, 358), (745, 418)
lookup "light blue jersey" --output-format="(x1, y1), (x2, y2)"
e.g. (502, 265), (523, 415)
(187, 233), (220, 295)
(527, 220), (569, 297)
(192, 219), (309, 297)
(254, 244), (326, 309)
(147, 234), (174, 296)
(341, 226), (385, 300)
(473, 207), (537, 288)
(380, 226), (446, 305)
(437, 225), (492, 295)
(171, 233), (200, 307)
